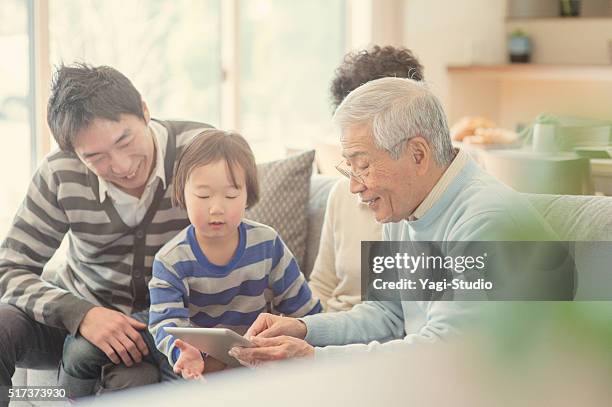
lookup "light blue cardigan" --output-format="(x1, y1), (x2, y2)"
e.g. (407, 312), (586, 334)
(302, 155), (559, 357)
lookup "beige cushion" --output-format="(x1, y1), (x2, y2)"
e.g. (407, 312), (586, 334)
(526, 193), (612, 299)
(246, 151), (315, 271)
(304, 175), (340, 278)
(525, 194), (612, 241)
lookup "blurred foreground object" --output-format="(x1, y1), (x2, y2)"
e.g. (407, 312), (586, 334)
(80, 303), (612, 407)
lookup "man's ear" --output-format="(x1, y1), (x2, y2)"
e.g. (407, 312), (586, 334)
(142, 100), (150, 123)
(407, 136), (431, 175)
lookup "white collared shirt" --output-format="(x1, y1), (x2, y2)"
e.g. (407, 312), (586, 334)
(97, 120), (168, 227)
(410, 148), (468, 221)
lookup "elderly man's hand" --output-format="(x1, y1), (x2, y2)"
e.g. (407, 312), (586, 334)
(244, 313), (308, 339)
(229, 336), (314, 366)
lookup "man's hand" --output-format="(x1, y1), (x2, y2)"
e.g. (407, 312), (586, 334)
(173, 339), (205, 380)
(229, 336), (314, 367)
(244, 313), (307, 339)
(78, 307), (149, 366)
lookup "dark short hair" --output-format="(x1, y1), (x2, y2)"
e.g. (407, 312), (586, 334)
(47, 63), (145, 151)
(173, 129), (260, 209)
(330, 45), (424, 110)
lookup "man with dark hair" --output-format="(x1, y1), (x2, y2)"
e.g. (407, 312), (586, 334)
(0, 63), (211, 402)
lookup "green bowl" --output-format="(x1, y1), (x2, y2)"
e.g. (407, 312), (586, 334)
(573, 146), (612, 159)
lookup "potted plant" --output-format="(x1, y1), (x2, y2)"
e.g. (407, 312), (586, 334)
(560, 0), (581, 17)
(508, 29), (532, 63)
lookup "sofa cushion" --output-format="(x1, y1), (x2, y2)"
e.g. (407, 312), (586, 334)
(304, 176), (340, 278)
(247, 150), (315, 271)
(525, 194), (612, 241)
(525, 193), (612, 300)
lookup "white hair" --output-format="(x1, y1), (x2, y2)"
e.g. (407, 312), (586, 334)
(333, 77), (454, 165)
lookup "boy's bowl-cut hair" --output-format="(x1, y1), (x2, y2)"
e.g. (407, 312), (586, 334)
(173, 129), (260, 209)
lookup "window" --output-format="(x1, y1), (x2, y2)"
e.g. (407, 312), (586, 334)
(0, 0), (32, 236)
(48, 0), (345, 161)
(0, 0), (350, 236)
(239, 0), (345, 160)
(49, 0), (222, 127)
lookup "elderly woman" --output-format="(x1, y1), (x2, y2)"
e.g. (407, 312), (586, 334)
(230, 77), (560, 364)
(309, 45), (424, 312)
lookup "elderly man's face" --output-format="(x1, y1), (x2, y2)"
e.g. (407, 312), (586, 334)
(340, 123), (428, 223)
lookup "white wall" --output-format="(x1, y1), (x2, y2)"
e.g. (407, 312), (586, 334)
(347, 0), (406, 51)
(506, 19), (612, 65)
(403, 0), (507, 107)
(403, 0), (612, 130)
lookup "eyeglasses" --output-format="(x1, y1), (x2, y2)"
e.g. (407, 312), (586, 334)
(335, 160), (368, 185)
(335, 138), (411, 185)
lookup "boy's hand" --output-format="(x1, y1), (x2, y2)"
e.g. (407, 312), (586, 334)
(173, 339), (205, 380)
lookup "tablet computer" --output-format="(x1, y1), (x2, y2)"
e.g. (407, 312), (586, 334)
(164, 327), (253, 367)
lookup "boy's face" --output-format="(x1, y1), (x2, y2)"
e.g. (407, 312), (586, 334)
(184, 160), (248, 242)
(73, 105), (155, 198)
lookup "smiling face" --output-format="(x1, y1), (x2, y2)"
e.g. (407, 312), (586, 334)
(341, 123), (432, 223)
(73, 107), (155, 198)
(184, 160), (248, 244)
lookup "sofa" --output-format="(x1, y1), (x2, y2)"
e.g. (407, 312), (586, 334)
(10, 173), (612, 406)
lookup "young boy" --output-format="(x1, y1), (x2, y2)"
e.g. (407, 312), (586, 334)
(148, 129), (322, 379)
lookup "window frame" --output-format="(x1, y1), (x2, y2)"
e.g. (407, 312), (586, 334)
(29, 0), (51, 167)
(31, 0), (402, 159)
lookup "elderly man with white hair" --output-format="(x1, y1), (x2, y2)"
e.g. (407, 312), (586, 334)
(229, 77), (560, 364)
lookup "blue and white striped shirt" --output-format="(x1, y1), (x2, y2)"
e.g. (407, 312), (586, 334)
(149, 219), (322, 364)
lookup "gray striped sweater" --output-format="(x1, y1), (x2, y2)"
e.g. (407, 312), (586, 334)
(0, 120), (211, 335)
